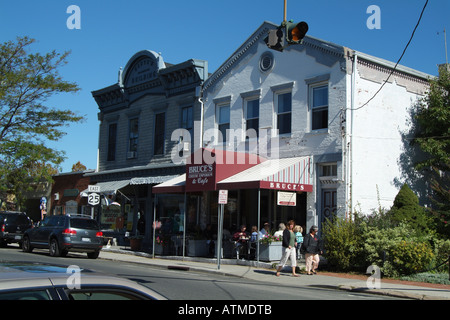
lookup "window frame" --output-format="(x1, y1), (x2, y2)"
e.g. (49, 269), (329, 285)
(244, 97), (260, 139)
(216, 103), (230, 145)
(310, 83), (329, 131)
(107, 123), (117, 162)
(153, 112), (166, 156)
(275, 91), (292, 136)
(181, 105), (194, 149)
(127, 117), (139, 159)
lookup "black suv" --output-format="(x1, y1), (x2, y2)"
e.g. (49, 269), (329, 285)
(22, 215), (103, 259)
(0, 211), (33, 247)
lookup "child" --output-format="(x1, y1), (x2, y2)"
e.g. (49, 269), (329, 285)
(294, 225), (303, 259)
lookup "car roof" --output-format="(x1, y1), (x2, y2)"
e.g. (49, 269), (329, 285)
(0, 261), (166, 300)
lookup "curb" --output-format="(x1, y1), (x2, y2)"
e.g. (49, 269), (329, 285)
(100, 247), (450, 300)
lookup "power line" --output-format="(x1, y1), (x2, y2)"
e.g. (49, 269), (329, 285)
(351, 0), (429, 111)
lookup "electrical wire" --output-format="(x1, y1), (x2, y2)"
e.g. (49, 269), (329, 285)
(351, 0), (429, 111)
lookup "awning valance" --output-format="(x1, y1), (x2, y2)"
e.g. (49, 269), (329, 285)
(152, 174), (186, 194)
(152, 155), (313, 194)
(82, 179), (131, 195)
(130, 175), (179, 185)
(218, 156), (313, 192)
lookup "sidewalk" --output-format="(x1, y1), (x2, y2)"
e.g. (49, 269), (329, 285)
(100, 246), (450, 300)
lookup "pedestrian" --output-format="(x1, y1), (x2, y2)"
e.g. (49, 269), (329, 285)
(302, 225), (323, 275)
(250, 225), (262, 242)
(275, 220), (299, 277)
(233, 225), (249, 259)
(260, 222), (270, 236)
(294, 225), (303, 258)
(273, 222), (285, 239)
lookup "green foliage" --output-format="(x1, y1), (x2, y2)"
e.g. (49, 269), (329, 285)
(413, 66), (450, 173)
(411, 67), (450, 239)
(323, 214), (437, 277)
(387, 240), (434, 277)
(388, 184), (434, 233)
(0, 36), (84, 208)
(433, 238), (450, 273)
(322, 214), (365, 271)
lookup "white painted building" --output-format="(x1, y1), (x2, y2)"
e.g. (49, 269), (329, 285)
(200, 21), (430, 231)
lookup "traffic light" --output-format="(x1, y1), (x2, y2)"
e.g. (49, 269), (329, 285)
(264, 26), (285, 52)
(265, 20), (309, 51)
(285, 21), (309, 44)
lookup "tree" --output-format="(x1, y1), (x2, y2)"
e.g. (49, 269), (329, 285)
(413, 66), (450, 172)
(72, 161), (87, 172)
(412, 66), (450, 238)
(0, 36), (85, 208)
(389, 184), (434, 234)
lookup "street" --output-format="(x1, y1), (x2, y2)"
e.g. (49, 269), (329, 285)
(0, 245), (399, 301)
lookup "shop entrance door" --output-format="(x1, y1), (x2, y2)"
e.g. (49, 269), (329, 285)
(321, 189), (337, 222)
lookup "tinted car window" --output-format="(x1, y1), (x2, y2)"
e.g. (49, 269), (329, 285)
(67, 289), (144, 300)
(0, 213), (30, 225)
(69, 218), (99, 230)
(0, 289), (51, 300)
(46, 216), (59, 227)
(8, 215), (30, 225)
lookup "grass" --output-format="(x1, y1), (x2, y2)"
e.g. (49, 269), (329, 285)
(399, 272), (450, 285)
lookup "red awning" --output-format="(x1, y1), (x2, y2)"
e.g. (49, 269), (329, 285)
(185, 148), (265, 192)
(152, 149), (313, 194)
(217, 156), (313, 192)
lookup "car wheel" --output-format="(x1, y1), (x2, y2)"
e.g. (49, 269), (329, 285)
(87, 251), (100, 259)
(22, 236), (33, 253)
(49, 238), (61, 257)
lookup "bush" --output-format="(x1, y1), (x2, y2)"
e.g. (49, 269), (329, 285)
(388, 184), (434, 234)
(386, 240), (434, 277)
(322, 215), (365, 271)
(323, 215), (437, 278)
(362, 222), (435, 277)
(433, 239), (450, 273)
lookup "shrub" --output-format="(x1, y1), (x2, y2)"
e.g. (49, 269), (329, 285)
(433, 239), (450, 273)
(323, 215), (438, 277)
(362, 223), (435, 277)
(388, 184), (434, 234)
(322, 215), (365, 271)
(386, 240), (434, 277)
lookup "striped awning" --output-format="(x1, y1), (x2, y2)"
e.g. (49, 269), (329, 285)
(218, 156), (313, 192)
(152, 174), (186, 194)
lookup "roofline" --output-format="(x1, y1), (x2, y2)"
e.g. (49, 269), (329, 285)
(203, 20), (432, 93)
(353, 50), (433, 80)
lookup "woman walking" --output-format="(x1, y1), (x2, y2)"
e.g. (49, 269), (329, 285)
(275, 220), (299, 277)
(303, 225), (323, 275)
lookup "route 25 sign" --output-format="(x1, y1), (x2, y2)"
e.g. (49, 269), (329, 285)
(88, 193), (100, 206)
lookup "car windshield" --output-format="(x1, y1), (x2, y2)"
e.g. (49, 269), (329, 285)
(0, 213), (29, 224)
(70, 218), (99, 230)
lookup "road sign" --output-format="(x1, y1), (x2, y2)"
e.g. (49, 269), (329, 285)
(88, 193), (100, 206)
(88, 185), (101, 193)
(218, 190), (228, 204)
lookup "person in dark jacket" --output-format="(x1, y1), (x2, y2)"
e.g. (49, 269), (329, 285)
(275, 220), (299, 277)
(302, 225), (323, 275)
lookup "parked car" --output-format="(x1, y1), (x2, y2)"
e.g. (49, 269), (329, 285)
(22, 215), (103, 259)
(0, 261), (167, 300)
(0, 211), (33, 247)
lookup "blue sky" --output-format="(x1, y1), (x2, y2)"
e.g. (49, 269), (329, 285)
(0, 0), (448, 172)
